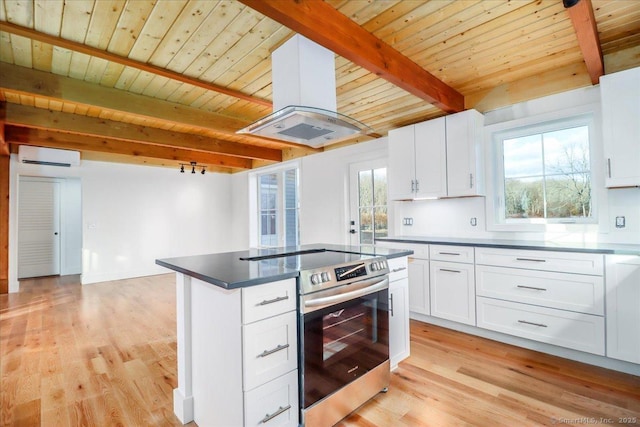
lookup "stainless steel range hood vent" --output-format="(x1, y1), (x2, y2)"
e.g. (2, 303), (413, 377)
(237, 35), (373, 147)
(237, 105), (370, 147)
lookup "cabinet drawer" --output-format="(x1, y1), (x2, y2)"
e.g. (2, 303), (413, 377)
(430, 245), (474, 263)
(476, 265), (604, 315)
(387, 256), (408, 281)
(475, 247), (603, 276)
(242, 278), (297, 324)
(476, 297), (605, 355)
(244, 370), (299, 427)
(243, 311), (298, 391)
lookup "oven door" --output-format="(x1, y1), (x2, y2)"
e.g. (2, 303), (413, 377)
(300, 276), (389, 409)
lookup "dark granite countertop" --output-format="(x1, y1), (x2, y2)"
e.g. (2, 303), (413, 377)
(156, 243), (414, 289)
(376, 236), (640, 256)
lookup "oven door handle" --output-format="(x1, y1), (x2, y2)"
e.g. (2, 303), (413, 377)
(303, 276), (389, 311)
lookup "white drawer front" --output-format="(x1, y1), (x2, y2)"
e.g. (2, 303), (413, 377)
(244, 370), (299, 427)
(430, 245), (474, 264)
(475, 247), (603, 275)
(243, 311), (298, 391)
(242, 278), (297, 324)
(388, 256), (408, 281)
(476, 297), (605, 355)
(476, 265), (604, 315)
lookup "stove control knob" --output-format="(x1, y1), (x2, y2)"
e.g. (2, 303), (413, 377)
(311, 273), (321, 285)
(371, 262), (378, 271)
(321, 272), (330, 282)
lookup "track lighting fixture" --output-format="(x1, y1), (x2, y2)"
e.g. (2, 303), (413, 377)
(178, 161), (206, 175)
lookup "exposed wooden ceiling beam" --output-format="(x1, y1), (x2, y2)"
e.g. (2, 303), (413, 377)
(239, 0), (464, 113)
(0, 64), (313, 150)
(564, 0), (604, 84)
(4, 104), (282, 162)
(0, 63), (248, 134)
(0, 21), (272, 108)
(0, 102), (8, 156)
(5, 126), (253, 170)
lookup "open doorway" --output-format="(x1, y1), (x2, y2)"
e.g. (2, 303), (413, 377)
(17, 176), (82, 280)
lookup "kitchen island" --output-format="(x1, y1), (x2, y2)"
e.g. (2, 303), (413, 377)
(156, 244), (413, 426)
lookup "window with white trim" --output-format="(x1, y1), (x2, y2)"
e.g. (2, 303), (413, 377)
(494, 115), (595, 225)
(257, 167), (299, 247)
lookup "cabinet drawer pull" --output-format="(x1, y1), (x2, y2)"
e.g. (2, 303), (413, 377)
(260, 405), (292, 424)
(517, 320), (548, 328)
(439, 268), (461, 273)
(515, 257), (546, 263)
(389, 294), (394, 317)
(516, 285), (547, 291)
(258, 343), (289, 358)
(257, 295), (289, 306)
(607, 158), (611, 178)
(439, 252), (460, 256)
(392, 267), (407, 273)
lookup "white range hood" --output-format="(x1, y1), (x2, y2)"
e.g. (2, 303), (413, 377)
(237, 35), (370, 147)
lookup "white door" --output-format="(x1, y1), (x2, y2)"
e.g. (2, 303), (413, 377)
(349, 159), (388, 245)
(18, 177), (62, 278)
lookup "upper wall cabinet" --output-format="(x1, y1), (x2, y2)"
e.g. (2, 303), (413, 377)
(388, 109), (484, 200)
(601, 66), (640, 188)
(388, 118), (447, 200)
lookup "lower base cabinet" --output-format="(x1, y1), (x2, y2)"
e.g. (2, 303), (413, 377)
(388, 257), (410, 369)
(606, 255), (640, 364)
(408, 257), (430, 315)
(430, 260), (476, 325)
(476, 296), (605, 355)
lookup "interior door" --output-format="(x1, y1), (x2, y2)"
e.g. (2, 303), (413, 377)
(349, 159), (388, 246)
(18, 177), (61, 278)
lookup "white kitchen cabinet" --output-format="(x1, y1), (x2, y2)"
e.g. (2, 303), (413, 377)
(430, 260), (476, 326)
(445, 109), (485, 197)
(388, 118), (446, 200)
(408, 257), (430, 315)
(605, 255), (640, 364)
(601, 66), (640, 188)
(476, 296), (605, 355)
(189, 277), (299, 427)
(388, 257), (410, 370)
(388, 109), (484, 200)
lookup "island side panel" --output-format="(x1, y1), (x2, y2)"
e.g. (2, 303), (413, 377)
(174, 272), (193, 423)
(191, 277), (244, 426)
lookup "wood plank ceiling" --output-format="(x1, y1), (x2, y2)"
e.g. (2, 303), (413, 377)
(0, 0), (639, 173)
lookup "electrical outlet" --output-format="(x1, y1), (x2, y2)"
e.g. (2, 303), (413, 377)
(470, 217), (477, 226)
(403, 217), (413, 226)
(615, 216), (625, 228)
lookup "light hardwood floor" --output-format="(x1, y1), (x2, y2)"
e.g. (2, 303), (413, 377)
(1, 274), (638, 427)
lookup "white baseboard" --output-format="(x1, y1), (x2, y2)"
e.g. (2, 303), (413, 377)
(173, 388), (194, 424)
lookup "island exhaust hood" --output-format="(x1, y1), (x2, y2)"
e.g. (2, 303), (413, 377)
(237, 35), (371, 147)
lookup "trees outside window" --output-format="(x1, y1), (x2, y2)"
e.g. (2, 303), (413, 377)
(499, 119), (594, 224)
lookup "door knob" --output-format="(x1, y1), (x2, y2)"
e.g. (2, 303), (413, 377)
(349, 229), (356, 234)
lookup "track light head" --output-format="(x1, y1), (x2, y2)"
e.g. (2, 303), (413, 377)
(180, 164), (184, 173)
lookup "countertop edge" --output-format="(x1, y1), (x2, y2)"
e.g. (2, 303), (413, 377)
(376, 237), (640, 256)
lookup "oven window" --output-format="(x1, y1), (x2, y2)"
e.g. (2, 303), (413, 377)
(303, 289), (389, 408)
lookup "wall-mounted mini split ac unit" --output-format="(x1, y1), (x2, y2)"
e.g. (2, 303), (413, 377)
(18, 146), (81, 167)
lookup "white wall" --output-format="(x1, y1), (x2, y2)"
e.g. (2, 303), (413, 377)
(8, 156), (236, 292)
(391, 85), (640, 245)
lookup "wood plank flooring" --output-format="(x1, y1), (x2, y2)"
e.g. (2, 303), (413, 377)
(1, 274), (638, 427)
